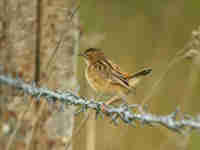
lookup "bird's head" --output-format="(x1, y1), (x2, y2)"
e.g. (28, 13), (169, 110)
(79, 48), (105, 65)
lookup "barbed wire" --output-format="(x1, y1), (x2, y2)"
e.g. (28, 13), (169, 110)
(0, 74), (200, 134)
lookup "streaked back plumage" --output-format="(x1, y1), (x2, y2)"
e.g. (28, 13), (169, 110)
(81, 48), (152, 95)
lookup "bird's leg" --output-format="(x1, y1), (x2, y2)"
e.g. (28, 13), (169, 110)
(101, 95), (121, 112)
(95, 92), (105, 100)
(105, 95), (121, 105)
(121, 95), (128, 106)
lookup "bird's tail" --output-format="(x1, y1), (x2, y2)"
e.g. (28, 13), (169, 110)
(128, 68), (152, 87)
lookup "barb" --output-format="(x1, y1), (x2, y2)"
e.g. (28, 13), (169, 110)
(0, 74), (200, 133)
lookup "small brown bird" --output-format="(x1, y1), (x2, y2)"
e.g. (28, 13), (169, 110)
(79, 48), (152, 105)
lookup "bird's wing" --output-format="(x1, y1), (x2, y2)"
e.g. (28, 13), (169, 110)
(103, 59), (152, 88)
(100, 59), (131, 89)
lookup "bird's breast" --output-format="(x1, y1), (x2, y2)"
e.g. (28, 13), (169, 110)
(85, 65), (129, 96)
(85, 66), (108, 92)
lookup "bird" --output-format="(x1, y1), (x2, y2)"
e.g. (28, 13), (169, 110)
(79, 48), (152, 105)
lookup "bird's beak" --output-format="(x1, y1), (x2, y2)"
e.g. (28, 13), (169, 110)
(78, 52), (85, 57)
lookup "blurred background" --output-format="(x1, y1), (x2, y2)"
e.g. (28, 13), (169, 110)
(74, 0), (200, 150)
